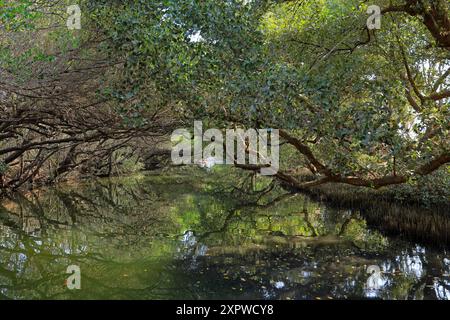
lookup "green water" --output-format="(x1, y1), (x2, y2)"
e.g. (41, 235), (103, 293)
(0, 169), (449, 300)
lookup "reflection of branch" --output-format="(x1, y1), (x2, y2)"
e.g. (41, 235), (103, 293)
(197, 192), (296, 241)
(303, 209), (318, 237)
(255, 192), (297, 209)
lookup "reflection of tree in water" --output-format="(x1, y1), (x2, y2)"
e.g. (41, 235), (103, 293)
(0, 177), (199, 299)
(0, 171), (448, 299)
(1, 177), (184, 237)
(168, 178), (449, 300)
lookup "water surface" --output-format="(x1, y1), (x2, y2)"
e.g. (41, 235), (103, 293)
(0, 169), (449, 300)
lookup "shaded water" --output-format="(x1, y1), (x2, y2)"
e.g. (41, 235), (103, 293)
(0, 169), (449, 300)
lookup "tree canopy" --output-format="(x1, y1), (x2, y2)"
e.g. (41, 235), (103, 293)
(0, 0), (449, 194)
